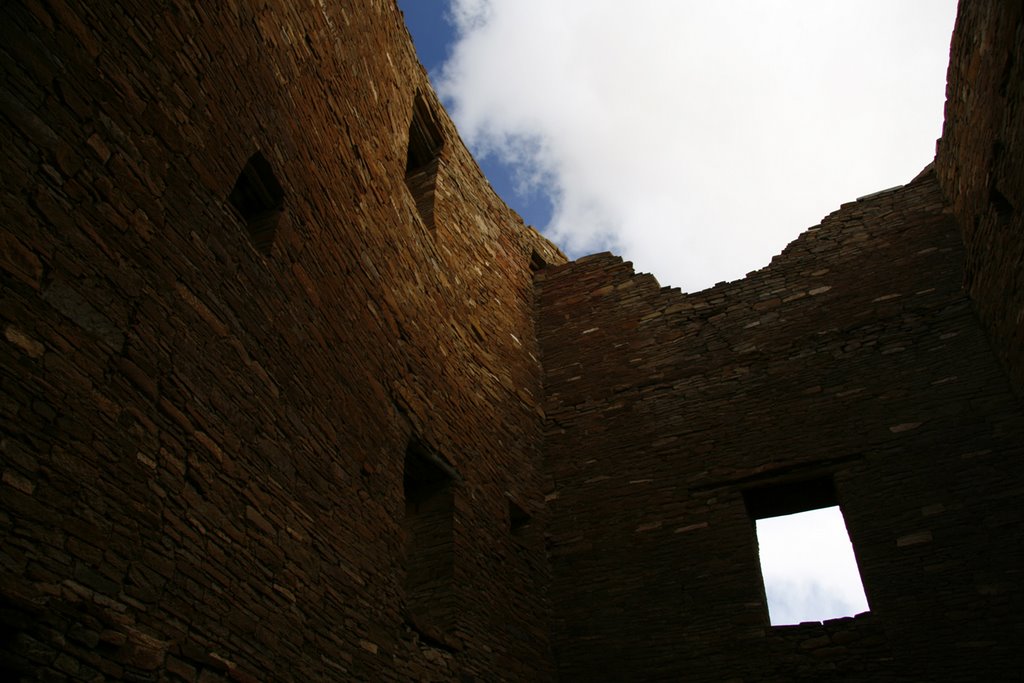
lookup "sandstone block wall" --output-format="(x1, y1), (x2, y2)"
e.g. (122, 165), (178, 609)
(2, 0), (1023, 681)
(936, 1), (1024, 394)
(0, 1), (561, 680)
(538, 170), (1024, 681)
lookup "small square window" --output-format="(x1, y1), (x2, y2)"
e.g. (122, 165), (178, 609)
(508, 498), (531, 534)
(228, 151), (284, 255)
(744, 477), (869, 625)
(529, 250), (548, 272)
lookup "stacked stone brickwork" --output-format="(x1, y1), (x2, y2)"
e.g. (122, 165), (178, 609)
(538, 169), (1024, 681)
(0, 0), (562, 680)
(1, 0), (1023, 681)
(936, 1), (1024, 394)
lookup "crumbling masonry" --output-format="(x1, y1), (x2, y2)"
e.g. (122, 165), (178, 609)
(1, 1), (1022, 680)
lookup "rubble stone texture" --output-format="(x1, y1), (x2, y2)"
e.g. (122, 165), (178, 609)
(0, 1), (1021, 681)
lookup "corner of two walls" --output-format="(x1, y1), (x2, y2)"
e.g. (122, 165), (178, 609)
(936, 1), (1024, 395)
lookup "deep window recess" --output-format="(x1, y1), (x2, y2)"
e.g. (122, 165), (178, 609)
(404, 441), (455, 638)
(508, 497), (531, 534)
(404, 93), (444, 229)
(228, 151), (285, 255)
(744, 477), (869, 626)
(529, 249), (548, 272)
(990, 185), (1014, 222)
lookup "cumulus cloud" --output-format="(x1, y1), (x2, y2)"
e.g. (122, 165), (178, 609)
(437, 0), (957, 292)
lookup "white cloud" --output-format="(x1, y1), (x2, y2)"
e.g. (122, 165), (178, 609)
(437, 0), (957, 292)
(757, 507), (870, 625)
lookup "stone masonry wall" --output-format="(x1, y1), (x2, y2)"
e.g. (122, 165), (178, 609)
(0, 1), (562, 680)
(936, 1), (1024, 394)
(3, 0), (1024, 681)
(537, 169), (1024, 681)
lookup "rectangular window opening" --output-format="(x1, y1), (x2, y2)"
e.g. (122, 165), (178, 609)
(404, 441), (455, 638)
(404, 93), (444, 229)
(228, 151), (284, 256)
(508, 498), (531, 535)
(744, 477), (869, 626)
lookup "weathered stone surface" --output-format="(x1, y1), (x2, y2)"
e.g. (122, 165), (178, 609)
(537, 30), (1024, 675)
(936, 1), (1024, 395)
(1, 0), (1022, 681)
(0, 0), (560, 680)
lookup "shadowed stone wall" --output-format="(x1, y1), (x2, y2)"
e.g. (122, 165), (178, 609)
(937, 1), (1024, 395)
(538, 169), (1024, 681)
(534, 4), (1024, 679)
(0, 1), (561, 680)
(1, 0), (1022, 681)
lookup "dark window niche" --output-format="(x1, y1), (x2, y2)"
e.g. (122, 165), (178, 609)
(990, 185), (1014, 222)
(228, 151), (284, 256)
(743, 476), (869, 626)
(404, 440), (455, 639)
(508, 498), (531, 535)
(404, 93), (444, 229)
(529, 250), (548, 273)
